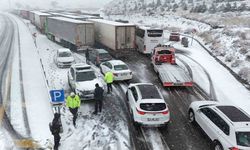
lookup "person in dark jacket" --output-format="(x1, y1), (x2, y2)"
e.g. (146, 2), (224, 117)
(85, 48), (90, 64)
(93, 83), (104, 115)
(50, 113), (61, 150)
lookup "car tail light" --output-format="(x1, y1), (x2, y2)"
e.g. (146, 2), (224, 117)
(229, 147), (239, 150)
(113, 73), (118, 77)
(171, 55), (176, 64)
(144, 45), (146, 51)
(136, 108), (145, 115)
(162, 110), (169, 115)
(164, 82), (173, 86)
(184, 82), (193, 86)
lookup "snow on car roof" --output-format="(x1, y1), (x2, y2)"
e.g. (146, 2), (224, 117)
(58, 48), (71, 52)
(137, 25), (163, 30)
(88, 19), (135, 26)
(96, 49), (108, 53)
(49, 17), (92, 24)
(108, 60), (126, 65)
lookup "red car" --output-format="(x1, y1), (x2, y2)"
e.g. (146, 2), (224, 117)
(169, 32), (180, 41)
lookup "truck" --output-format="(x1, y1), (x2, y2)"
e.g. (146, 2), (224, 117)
(29, 11), (35, 24)
(88, 19), (136, 57)
(33, 11), (51, 33)
(46, 17), (95, 51)
(151, 45), (193, 87)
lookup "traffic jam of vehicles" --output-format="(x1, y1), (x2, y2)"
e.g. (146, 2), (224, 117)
(15, 9), (250, 150)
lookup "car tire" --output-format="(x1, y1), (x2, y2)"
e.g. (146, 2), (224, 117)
(188, 109), (195, 124)
(130, 109), (140, 127)
(214, 141), (223, 150)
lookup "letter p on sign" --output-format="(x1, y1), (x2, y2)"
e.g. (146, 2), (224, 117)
(50, 90), (65, 104)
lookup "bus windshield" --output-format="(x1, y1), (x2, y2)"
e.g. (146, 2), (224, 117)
(147, 30), (163, 37)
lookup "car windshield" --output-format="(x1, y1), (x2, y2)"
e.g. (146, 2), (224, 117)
(114, 64), (128, 71)
(59, 52), (71, 57)
(157, 50), (172, 55)
(140, 103), (166, 111)
(137, 84), (161, 99)
(99, 53), (111, 59)
(236, 132), (250, 147)
(76, 71), (96, 82)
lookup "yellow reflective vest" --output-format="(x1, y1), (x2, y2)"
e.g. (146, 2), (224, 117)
(104, 72), (114, 83)
(66, 95), (81, 108)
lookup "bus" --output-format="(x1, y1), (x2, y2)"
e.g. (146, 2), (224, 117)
(135, 26), (164, 54)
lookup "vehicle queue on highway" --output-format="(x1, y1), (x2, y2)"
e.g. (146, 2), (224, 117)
(14, 9), (250, 150)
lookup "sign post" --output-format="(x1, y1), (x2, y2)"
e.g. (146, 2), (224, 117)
(50, 90), (65, 104)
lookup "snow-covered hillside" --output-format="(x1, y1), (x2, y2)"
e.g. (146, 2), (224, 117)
(103, 0), (250, 86)
(104, 0), (250, 15)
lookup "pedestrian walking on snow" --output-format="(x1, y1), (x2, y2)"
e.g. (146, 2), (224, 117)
(104, 71), (114, 94)
(49, 113), (62, 150)
(93, 83), (104, 115)
(66, 92), (81, 126)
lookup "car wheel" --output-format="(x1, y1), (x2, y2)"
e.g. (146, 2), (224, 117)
(188, 109), (195, 123)
(214, 141), (223, 150)
(130, 109), (139, 127)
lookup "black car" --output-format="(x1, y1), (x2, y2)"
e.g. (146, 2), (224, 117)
(88, 49), (112, 66)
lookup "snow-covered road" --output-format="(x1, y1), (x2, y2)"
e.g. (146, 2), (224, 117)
(0, 12), (250, 150)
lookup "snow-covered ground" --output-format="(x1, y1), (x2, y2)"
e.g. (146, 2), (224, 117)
(18, 17), (130, 149)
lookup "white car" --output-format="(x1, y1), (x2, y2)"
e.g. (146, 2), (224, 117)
(55, 48), (75, 68)
(188, 101), (250, 150)
(68, 63), (103, 100)
(100, 60), (132, 81)
(126, 83), (170, 126)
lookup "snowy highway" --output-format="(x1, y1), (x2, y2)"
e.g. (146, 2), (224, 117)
(1, 12), (250, 150)
(0, 14), (25, 147)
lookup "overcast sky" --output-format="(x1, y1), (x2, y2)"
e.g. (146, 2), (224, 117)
(0, 0), (113, 10)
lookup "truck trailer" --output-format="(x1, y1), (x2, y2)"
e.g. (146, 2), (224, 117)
(33, 11), (51, 33)
(29, 11), (35, 24)
(46, 17), (95, 51)
(88, 19), (136, 57)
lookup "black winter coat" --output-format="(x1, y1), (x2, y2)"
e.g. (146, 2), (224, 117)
(94, 87), (104, 101)
(50, 118), (61, 135)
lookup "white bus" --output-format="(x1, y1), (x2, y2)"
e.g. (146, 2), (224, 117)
(135, 26), (164, 54)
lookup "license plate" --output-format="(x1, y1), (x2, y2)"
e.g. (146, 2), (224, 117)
(121, 73), (127, 76)
(174, 82), (183, 86)
(147, 118), (159, 121)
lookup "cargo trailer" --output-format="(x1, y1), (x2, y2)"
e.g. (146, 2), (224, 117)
(20, 10), (30, 19)
(29, 11), (35, 24)
(46, 17), (94, 51)
(88, 19), (136, 57)
(33, 11), (51, 33)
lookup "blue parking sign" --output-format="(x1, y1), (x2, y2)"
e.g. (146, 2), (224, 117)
(50, 90), (65, 104)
